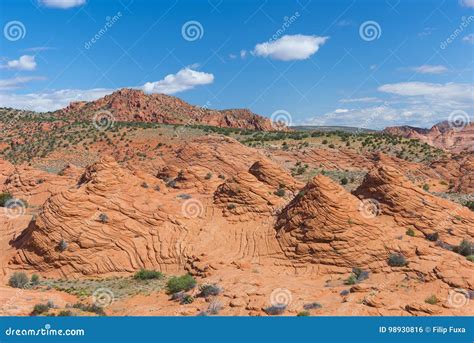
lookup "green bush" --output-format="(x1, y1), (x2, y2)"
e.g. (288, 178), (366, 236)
(98, 213), (109, 223)
(425, 295), (438, 305)
(388, 253), (407, 267)
(30, 274), (40, 286)
(466, 255), (474, 262)
(297, 310), (310, 316)
(274, 188), (285, 197)
(422, 184), (430, 191)
(455, 240), (473, 257)
(58, 239), (68, 252)
(198, 284), (222, 298)
(31, 303), (50, 316)
(166, 274), (196, 294)
(465, 201), (474, 211)
(425, 232), (439, 242)
(204, 172), (212, 180)
(58, 310), (73, 316)
(180, 295), (194, 305)
(134, 269), (163, 280)
(8, 272), (29, 288)
(0, 193), (13, 207)
(344, 274), (357, 285)
(406, 228), (415, 237)
(340, 177), (348, 185)
(72, 303), (105, 316)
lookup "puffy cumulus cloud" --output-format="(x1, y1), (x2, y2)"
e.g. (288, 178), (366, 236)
(378, 82), (473, 101)
(459, 0), (474, 8)
(463, 33), (474, 44)
(411, 65), (448, 74)
(252, 35), (328, 61)
(0, 88), (112, 112)
(39, 0), (86, 9)
(142, 67), (214, 94)
(0, 76), (45, 90)
(0, 67), (214, 112)
(2, 55), (37, 71)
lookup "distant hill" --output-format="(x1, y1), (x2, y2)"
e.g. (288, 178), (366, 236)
(383, 121), (473, 153)
(291, 125), (377, 133)
(54, 88), (276, 131)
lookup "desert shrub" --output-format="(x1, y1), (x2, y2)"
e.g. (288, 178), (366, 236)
(204, 172), (212, 180)
(72, 303), (106, 316)
(181, 295), (194, 305)
(340, 290), (350, 296)
(425, 295), (438, 305)
(177, 194), (192, 200)
(198, 284), (222, 298)
(297, 310), (310, 316)
(344, 274), (357, 285)
(465, 201), (474, 211)
(328, 144), (335, 148)
(170, 291), (185, 302)
(58, 310), (73, 316)
(406, 228), (415, 237)
(322, 140), (328, 145)
(340, 177), (348, 185)
(274, 188), (285, 197)
(141, 182), (149, 189)
(264, 305), (286, 315)
(227, 203), (236, 210)
(425, 232), (439, 242)
(154, 185), (161, 192)
(133, 269), (163, 280)
(98, 213), (109, 223)
(303, 302), (322, 310)
(353, 267), (369, 282)
(467, 255), (474, 262)
(455, 240), (473, 257)
(31, 303), (50, 316)
(8, 272), (29, 288)
(388, 253), (407, 267)
(166, 274), (196, 294)
(0, 192), (12, 207)
(218, 174), (225, 180)
(58, 239), (68, 252)
(207, 300), (223, 315)
(422, 184), (430, 191)
(30, 274), (40, 286)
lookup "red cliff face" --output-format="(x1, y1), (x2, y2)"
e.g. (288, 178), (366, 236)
(57, 88), (277, 131)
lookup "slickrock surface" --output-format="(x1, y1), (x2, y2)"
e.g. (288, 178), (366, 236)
(354, 164), (474, 245)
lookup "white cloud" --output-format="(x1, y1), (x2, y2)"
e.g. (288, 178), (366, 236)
(22, 46), (55, 52)
(378, 82), (473, 101)
(334, 108), (349, 113)
(252, 35), (328, 61)
(339, 97), (381, 103)
(142, 67), (214, 94)
(2, 55), (37, 71)
(463, 33), (474, 44)
(39, 0), (86, 9)
(0, 88), (112, 112)
(0, 67), (214, 112)
(240, 50), (247, 59)
(0, 76), (45, 90)
(460, 0), (474, 8)
(411, 65), (448, 74)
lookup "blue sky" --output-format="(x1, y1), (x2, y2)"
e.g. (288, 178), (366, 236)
(0, 0), (473, 129)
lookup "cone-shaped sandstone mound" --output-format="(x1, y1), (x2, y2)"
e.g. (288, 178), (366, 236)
(0, 159), (14, 185)
(249, 159), (303, 194)
(275, 175), (388, 271)
(354, 164), (474, 245)
(11, 156), (188, 277)
(214, 159), (301, 220)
